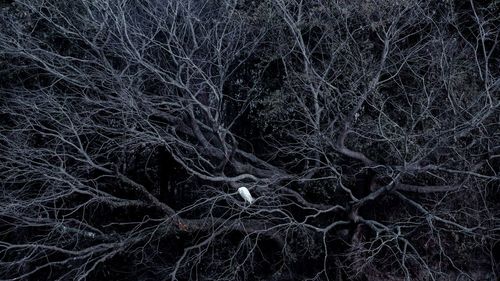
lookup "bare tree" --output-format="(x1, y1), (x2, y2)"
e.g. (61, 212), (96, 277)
(0, 0), (499, 280)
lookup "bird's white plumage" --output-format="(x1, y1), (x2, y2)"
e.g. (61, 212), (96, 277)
(238, 186), (254, 204)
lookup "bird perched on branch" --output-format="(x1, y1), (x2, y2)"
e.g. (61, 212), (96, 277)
(238, 186), (255, 204)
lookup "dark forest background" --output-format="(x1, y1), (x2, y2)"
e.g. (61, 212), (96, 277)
(0, 0), (499, 280)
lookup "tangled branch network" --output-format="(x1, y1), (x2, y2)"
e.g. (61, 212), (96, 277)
(0, 0), (499, 280)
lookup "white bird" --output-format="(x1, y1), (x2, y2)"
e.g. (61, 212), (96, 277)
(238, 186), (255, 204)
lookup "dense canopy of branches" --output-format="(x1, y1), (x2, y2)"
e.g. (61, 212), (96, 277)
(1, 0), (499, 280)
